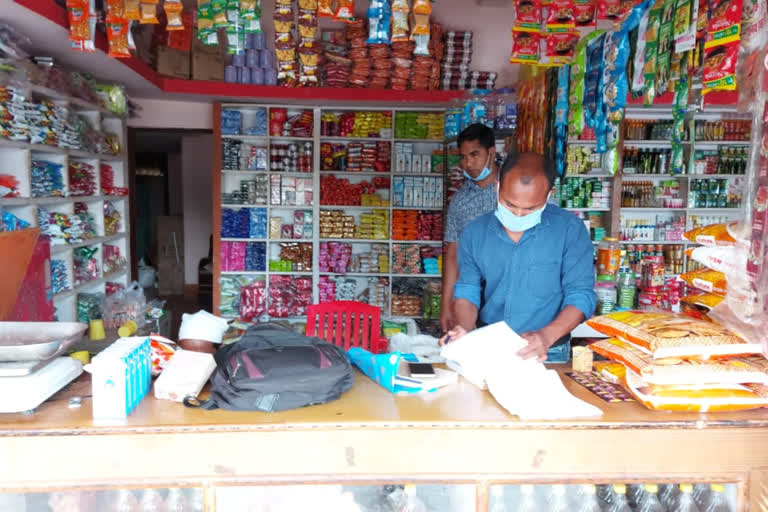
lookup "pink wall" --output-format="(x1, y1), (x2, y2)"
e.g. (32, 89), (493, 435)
(129, 99), (213, 130)
(181, 134), (213, 285)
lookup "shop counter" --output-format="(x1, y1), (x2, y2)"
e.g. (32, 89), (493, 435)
(1, 367), (767, 510)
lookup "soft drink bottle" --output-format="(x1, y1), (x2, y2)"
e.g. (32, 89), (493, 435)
(661, 484), (681, 509)
(607, 484), (632, 512)
(575, 484), (603, 512)
(628, 484), (647, 507)
(673, 484), (701, 512)
(637, 484), (665, 512)
(598, 484), (615, 506)
(692, 484), (711, 508)
(702, 484), (731, 512)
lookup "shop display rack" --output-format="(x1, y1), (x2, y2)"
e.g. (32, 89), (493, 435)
(0, 88), (129, 322)
(214, 104), (446, 320)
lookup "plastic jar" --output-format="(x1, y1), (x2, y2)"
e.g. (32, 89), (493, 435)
(595, 276), (617, 315)
(597, 236), (621, 279)
(616, 269), (637, 309)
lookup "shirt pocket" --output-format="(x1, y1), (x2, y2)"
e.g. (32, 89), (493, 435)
(527, 262), (562, 299)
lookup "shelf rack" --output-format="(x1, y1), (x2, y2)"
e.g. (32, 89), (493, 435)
(214, 104), (447, 319)
(0, 88), (129, 322)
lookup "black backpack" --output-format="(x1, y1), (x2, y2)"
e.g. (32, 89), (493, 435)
(186, 323), (354, 412)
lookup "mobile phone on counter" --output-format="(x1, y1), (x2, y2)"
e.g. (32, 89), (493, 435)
(408, 363), (436, 378)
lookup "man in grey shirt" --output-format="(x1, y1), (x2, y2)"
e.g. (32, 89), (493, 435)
(441, 124), (499, 331)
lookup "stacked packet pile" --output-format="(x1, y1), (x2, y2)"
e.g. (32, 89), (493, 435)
(38, 207), (86, 245)
(239, 280), (266, 321)
(440, 31), (498, 90)
(31, 160), (65, 198)
(318, 276), (337, 303)
(74, 202), (97, 239)
(391, 40), (415, 92)
(51, 259), (70, 295)
(367, 278), (389, 310)
(347, 20), (371, 88)
(392, 244), (421, 274)
(334, 278), (358, 301)
(369, 43), (392, 89)
(322, 29), (351, 87)
(0, 86), (28, 142)
(357, 209), (389, 239)
(69, 161), (97, 196)
(319, 242), (353, 273)
(350, 244), (389, 273)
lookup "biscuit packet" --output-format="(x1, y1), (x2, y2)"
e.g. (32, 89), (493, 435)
(590, 337), (768, 385)
(586, 310), (761, 359)
(679, 268), (728, 296)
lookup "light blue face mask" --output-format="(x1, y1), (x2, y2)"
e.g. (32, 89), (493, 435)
(495, 193), (550, 232)
(463, 152), (493, 182)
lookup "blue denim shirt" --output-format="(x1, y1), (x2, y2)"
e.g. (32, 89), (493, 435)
(453, 205), (596, 333)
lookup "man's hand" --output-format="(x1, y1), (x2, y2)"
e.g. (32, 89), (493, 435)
(440, 307), (456, 333)
(439, 325), (468, 346)
(517, 330), (554, 362)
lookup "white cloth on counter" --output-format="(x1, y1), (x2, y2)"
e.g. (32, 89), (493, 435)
(440, 322), (603, 420)
(178, 310), (229, 344)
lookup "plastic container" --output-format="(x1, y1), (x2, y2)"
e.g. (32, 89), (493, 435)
(576, 484), (603, 512)
(607, 484), (632, 512)
(637, 484), (665, 512)
(701, 484), (731, 512)
(596, 276), (617, 315)
(617, 269), (637, 309)
(597, 236), (622, 278)
(673, 484), (701, 512)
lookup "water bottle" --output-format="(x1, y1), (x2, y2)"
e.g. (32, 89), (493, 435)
(661, 484), (681, 510)
(165, 488), (188, 512)
(489, 486), (506, 512)
(637, 484), (666, 512)
(628, 484), (647, 507)
(673, 484), (701, 512)
(701, 484), (731, 512)
(139, 489), (164, 512)
(517, 484), (538, 512)
(575, 484), (603, 512)
(607, 484), (633, 512)
(397, 484), (426, 512)
(548, 484), (569, 512)
(598, 484), (615, 506)
(692, 484), (711, 509)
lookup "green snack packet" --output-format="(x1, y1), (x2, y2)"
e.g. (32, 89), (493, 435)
(568, 31), (604, 137)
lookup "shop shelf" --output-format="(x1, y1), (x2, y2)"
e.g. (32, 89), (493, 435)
(686, 208), (741, 213)
(393, 138), (445, 143)
(318, 171), (389, 176)
(391, 273), (442, 278)
(221, 170), (267, 174)
(221, 238), (267, 242)
(392, 240), (443, 244)
(221, 134), (268, 141)
(220, 271), (267, 275)
(320, 136), (390, 142)
(620, 240), (689, 244)
(221, 203), (269, 208)
(564, 207), (611, 212)
(268, 205), (315, 209)
(319, 272), (389, 277)
(391, 206), (443, 211)
(318, 238), (389, 243)
(50, 234), (125, 254)
(620, 207), (687, 212)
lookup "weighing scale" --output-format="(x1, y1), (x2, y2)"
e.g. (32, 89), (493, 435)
(0, 322), (88, 413)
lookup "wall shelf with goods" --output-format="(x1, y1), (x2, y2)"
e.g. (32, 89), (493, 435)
(0, 87), (129, 323)
(213, 104), (446, 324)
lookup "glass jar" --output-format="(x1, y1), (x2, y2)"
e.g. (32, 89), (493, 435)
(597, 237), (621, 279)
(595, 276), (617, 315)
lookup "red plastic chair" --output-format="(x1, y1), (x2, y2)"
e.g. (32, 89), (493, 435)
(305, 301), (388, 354)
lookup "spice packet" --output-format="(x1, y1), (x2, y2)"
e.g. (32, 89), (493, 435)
(547, 0), (577, 30)
(510, 30), (541, 64)
(515, 0), (544, 31)
(702, 40), (739, 93)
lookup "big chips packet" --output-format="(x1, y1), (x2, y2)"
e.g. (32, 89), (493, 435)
(679, 268), (728, 296)
(586, 310), (762, 359)
(568, 30), (604, 136)
(515, 0), (544, 31)
(590, 337), (768, 385)
(510, 31), (541, 64)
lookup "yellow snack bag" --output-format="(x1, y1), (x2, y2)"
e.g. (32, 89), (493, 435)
(679, 268), (727, 296)
(586, 311), (759, 359)
(684, 222), (740, 247)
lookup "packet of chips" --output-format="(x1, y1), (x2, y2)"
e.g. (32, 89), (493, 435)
(586, 310), (760, 359)
(140, 2), (159, 24)
(515, 0), (544, 31)
(125, 0), (140, 20)
(568, 31), (603, 136)
(686, 245), (747, 275)
(164, 1), (184, 31)
(684, 222), (743, 247)
(510, 31), (541, 64)
(574, 0), (597, 26)
(319, 0), (334, 17)
(542, 31), (580, 65)
(623, 368), (768, 412)
(679, 268), (728, 296)
(334, 0), (355, 21)
(547, 0), (577, 30)
(704, 0), (744, 48)
(642, 0), (663, 104)
(391, 0), (410, 42)
(590, 338), (768, 385)
(107, 20), (131, 57)
(67, 0), (90, 41)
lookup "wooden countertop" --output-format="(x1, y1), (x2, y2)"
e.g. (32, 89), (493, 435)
(3, 366), (768, 436)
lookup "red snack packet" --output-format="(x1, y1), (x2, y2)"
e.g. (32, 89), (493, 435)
(334, 0), (355, 22)
(510, 30), (541, 64)
(67, 0), (90, 41)
(547, 0), (576, 30)
(543, 31), (580, 65)
(597, 0), (622, 20)
(702, 40), (739, 93)
(319, 0), (334, 17)
(514, 0), (543, 31)
(107, 21), (131, 58)
(574, 0), (597, 26)
(704, 0), (744, 48)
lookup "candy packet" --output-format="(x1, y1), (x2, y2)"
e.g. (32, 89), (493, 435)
(510, 31), (541, 64)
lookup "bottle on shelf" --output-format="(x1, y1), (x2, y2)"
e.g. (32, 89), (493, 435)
(576, 484), (604, 512)
(165, 488), (189, 512)
(700, 484), (731, 512)
(673, 484), (701, 512)
(637, 484), (665, 512)
(396, 484), (426, 512)
(517, 484), (539, 512)
(607, 484), (633, 512)
(692, 484), (711, 508)
(628, 483), (647, 506)
(548, 484), (569, 512)
(597, 483), (615, 505)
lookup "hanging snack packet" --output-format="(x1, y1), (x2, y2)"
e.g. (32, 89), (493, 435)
(319, 0), (334, 17)
(241, 0), (262, 33)
(106, 0), (125, 22)
(704, 0), (744, 48)
(164, 1), (184, 31)
(574, 0), (597, 26)
(642, 0), (663, 104)
(655, 0), (675, 95)
(686, 245), (747, 275)
(212, 0), (229, 29)
(543, 31), (580, 65)
(583, 32), (605, 128)
(673, 0), (692, 42)
(411, 0), (431, 56)
(568, 31), (603, 136)
(598, 0), (623, 20)
(107, 20), (131, 58)
(140, 2), (159, 24)
(367, 0), (392, 44)
(67, 0), (90, 41)
(680, 292), (725, 321)
(515, 0), (544, 31)
(603, 30), (631, 122)
(631, 7), (651, 94)
(334, 0), (355, 22)
(684, 222), (742, 247)
(547, 0), (577, 31)
(702, 41), (739, 93)
(125, 0), (140, 20)
(391, 0), (410, 42)
(586, 310), (759, 359)
(679, 268), (728, 296)
(510, 31), (541, 64)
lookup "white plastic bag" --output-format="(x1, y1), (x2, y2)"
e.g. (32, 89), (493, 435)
(388, 333), (443, 363)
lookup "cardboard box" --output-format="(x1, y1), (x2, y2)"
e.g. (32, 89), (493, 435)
(192, 51), (225, 81)
(156, 46), (190, 79)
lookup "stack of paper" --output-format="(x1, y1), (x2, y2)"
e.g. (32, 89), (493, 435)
(440, 322), (603, 420)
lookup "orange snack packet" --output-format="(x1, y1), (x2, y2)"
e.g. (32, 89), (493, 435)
(318, 0), (334, 17)
(140, 2), (159, 24)
(334, 0), (355, 21)
(107, 21), (131, 58)
(679, 268), (727, 296)
(164, 1), (184, 31)
(66, 0), (90, 41)
(590, 338), (768, 385)
(125, 0), (140, 20)
(680, 293), (724, 321)
(586, 311), (759, 359)
(684, 222), (740, 247)
(624, 369), (768, 412)
(105, 0), (125, 23)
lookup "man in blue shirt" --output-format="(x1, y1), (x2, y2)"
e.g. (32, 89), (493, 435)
(441, 152), (596, 361)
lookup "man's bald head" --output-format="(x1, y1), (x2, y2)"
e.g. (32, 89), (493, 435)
(498, 152), (557, 189)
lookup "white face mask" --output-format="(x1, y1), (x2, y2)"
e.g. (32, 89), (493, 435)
(463, 152), (493, 182)
(494, 190), (551, 232)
